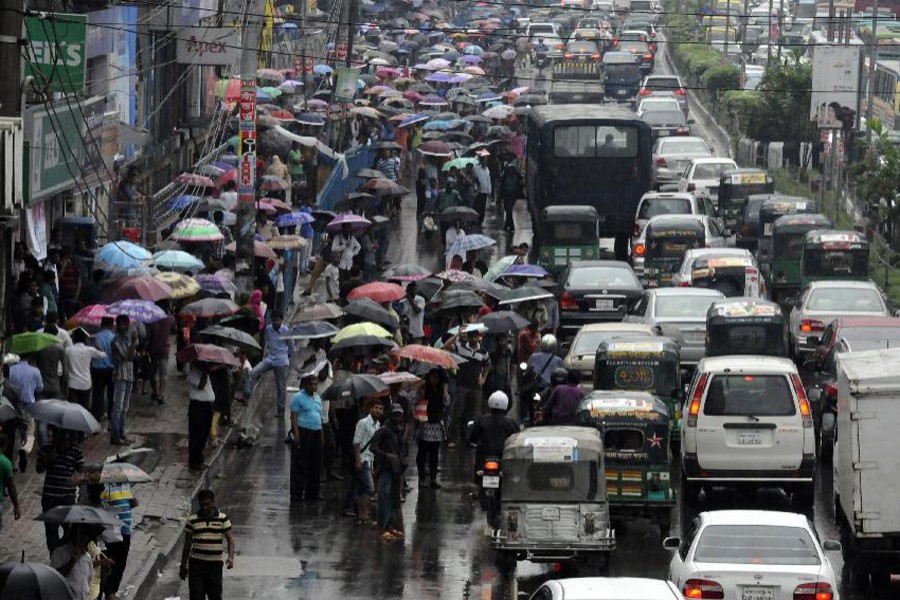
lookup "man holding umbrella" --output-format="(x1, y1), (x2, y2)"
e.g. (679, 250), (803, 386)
(37, 429), (85, 552)
(289, 371), (323, 502)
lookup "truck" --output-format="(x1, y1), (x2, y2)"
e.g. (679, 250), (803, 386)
(833, 347), (900, 591)
(549, 60), (605, 104)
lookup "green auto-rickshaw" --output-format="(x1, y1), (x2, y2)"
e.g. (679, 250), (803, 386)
(800, 229), (869, 289)
(643, 215), (706, 288)
(575, 391), (674, 538)
(756, 197), (818, 262)
(536, 205), (602, 275)
(717, 168), (774, 233)
(768, 213), (833, 302)
(593, 338), (683, 446)
(705, 299), (787, 357)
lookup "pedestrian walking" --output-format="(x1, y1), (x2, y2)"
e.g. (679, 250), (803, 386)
(180, 489), (235, 600)
(289, 373), (324, 502)
(49, 525), (94, 600)
(37, 429), (84, 553)
(111, 315), (137, 445)
(344, 399), (382, 523)
(472, 151), (493, 220)
(397, 282), (426, 344)
(7, 352), (43, 471)
(147, 307), (176, 405)
(244, 311), (292, 416)
(100, 480), (138, 600)
(35, 328), (66, 398)
(445, 326), (491, 448)
(90, 317), (116, 421)
(0, 434), (21, 540)
(65, 327), (106, 410)
(416, 368), (448, 489)
(187, 363), (216, 471)
(371, 404), (407, 542)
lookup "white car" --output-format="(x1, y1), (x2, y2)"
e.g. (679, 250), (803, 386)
(677, 157), (739, 198)
(670, 247), (754, 287)
(530, 577), (682, 600)
(563, 322), (656, 383)
(651, 136), (713, 189)
(637, 96), (681, 114)
(666, 511), (841, 600)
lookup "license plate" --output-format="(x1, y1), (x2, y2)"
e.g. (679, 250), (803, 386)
(742, 586), (774, 600)
(737, 431), (763, 446)
(616, 89), (627, 95)
(684, 331), (705, 343)
(541, 507), (560, 521)
(482, 475), (500, 489)
(595, 299), (614, 310)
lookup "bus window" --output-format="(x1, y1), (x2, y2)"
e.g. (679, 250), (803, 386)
(554, 125), (638, 158)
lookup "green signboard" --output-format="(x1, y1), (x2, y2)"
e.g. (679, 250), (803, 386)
(333, 67), (360, 103)
(25, 14), (88, 93)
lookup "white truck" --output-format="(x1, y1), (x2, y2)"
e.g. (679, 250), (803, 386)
(833, 347), (900, 592)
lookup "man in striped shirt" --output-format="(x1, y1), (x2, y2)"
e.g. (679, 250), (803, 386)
(37, 430), (84, 553)
(101, 481), (137, 600)
(180, 489), (234, 600)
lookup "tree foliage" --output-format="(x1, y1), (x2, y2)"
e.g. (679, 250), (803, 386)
(851, 119), (900, 224)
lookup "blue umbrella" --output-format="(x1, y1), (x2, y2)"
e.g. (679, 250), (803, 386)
(425, 72), (453, 83)
(152, 250), (205, 272)
(256, 90), (273, 102)
(314, 64), (333, 75)
(295, 112), (325, 126)
(169, 194), (200, 210)
(477, 92), (502, 103)
(463, 45), (485, 56)
(97, 241), (152, 270)
(276, 212), (315, 227)
(399, 114), (430, 127)
(443, 51), (460, 61)
(423, 119), (454, 131)
(445, 234), (497, 256)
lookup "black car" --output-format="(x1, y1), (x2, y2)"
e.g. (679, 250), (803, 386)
(734, 193), (773, 251)
(639, 107), (692, 141)
(558, 260), (643, 342)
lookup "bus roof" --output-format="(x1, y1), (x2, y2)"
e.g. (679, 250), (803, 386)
(530, 104), (640, 125)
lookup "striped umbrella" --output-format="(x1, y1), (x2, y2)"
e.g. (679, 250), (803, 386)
(171, 218), (224, 242)
(445, 234), (496, 257)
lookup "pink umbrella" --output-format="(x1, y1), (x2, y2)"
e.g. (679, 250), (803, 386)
(258, 197), (292, 211)
(402, 91), (423, 102)
(376, 67), (401, 80)
(176, 173), (216, 188)
(217, 169), (238, 186)
(67, 304), (111, 329)
(326, 214), (372, 233)
(105, 276), (174, 302)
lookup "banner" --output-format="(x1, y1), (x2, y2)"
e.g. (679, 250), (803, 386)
(334, 68), (360, 103)
(810, 46), (861, 129)
(177, 27), (239, 65)
(25, 14), (88, 93)
(238, 77), (257, 204)
(26, 202), (47, 261)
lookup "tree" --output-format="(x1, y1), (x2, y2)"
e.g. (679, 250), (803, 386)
(753, 59), (817, 164)
(853, 119), (900, 238)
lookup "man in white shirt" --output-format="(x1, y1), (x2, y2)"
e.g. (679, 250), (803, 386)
(472, 151), (493, 220)
(49, 527), (94, 600)
(45, 313), (72, 349)
(331, 225), (361, 272)
(398, 282), (426, 343)
(219, 181), (238, 211)
(187, 363), (217, 471)
(65, 328), (106, 410)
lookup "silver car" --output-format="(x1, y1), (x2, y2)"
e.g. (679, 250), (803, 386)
(624, 288), (726, 365)
(789, 280), (892, 358)
(563, 322), (656, 383)
(670, 247), (754, 287)
(651, 136), (713, 189)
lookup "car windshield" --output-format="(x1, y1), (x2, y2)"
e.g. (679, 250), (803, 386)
(646, 77), (681, 90)
(573, 330), (650, 354)
(547, 221), (597, 244)
(693, 163), (734, 179)
(642, 110), (687, 125)
(694, 525), (821, 565)
(660, 139), (709, 155)
(655, 295), (717, 318)
(806, 288), (884, 312)
(566, 266), (639, 289)
(639, 198), (693, 219)
(704, 374), (795, 416)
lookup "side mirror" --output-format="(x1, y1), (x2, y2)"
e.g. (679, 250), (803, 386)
(662, 536), (681, 550)
(822, 540), (842, 552)
(687, 118), (696, 125)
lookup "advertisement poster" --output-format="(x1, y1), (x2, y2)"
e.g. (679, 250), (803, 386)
(810, 46), (861, 129)
(25, 14), (87, 93)
(26, 202), (47, 261)
(334, 67), (360, 103)
(238, 76), (256, 204)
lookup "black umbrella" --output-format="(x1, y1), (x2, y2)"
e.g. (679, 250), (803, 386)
(375, 141), (403, 151)
(446, 279), (505, 298)
(497, 286), (555, 306)
(477, 310), (531, 333)
(439, 206), (480, 222)
(330, 335), (396, 352)
(218, 313), (262, 335)
(321, 374), (388, 408)
(292, 302), (344, 323)
(384, 263), (432, 282)
(28, 400), (100, 434)
(36, 505), (121, 527)
(198, 325), (261, 352)
(436, 289), (485, 312)
(416, 276), (445, 302)
(284, 321), (340, 340)
(355, 168), (385, 179)
(343, 298), (399, 329)
(0, 559), (75, 600)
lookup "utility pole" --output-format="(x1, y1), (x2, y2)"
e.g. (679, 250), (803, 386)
(345, 0), (358, 68)
(865, 0), (879, 142)
(725, 0), (731, 63)
(768, 0), (773, 63)
(828, 0), (835, 42)
(0, 0), (24, 119)
(777, 0), (785, 62)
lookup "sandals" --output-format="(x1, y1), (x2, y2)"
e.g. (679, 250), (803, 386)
(380, 531), (399, 542)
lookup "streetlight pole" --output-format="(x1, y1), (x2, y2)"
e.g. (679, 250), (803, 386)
(865, 0), (879, 143)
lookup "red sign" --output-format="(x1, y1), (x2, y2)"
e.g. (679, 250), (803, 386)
(336, 43), (348, 60)
(293, 57), (314, 75)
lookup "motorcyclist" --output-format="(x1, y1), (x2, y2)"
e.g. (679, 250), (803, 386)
(535, 38), (550, 55)
(469, 391), (520, 469)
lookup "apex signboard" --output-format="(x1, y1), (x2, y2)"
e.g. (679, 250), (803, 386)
(176, 27), (240, 66)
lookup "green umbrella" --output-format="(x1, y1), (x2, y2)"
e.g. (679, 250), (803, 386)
(442, 157), (478, 171)
(6, 332), (60, 355)
(260, 86), (283, 98)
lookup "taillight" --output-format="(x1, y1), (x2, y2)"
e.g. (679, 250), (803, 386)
(556, 43), (564, 49)
(564, 52), (573, 58)
(644, 53), (653, 59)
(613, 39), (619, 47)
(633, 243), (645, 257)
(793, 582), (833, 600)
(678, 281), (691, 287)
(656, 156), (667, 167)
(791, 374), (813, 428)
(824, 382), (838, 400)
(591, 53), (600, 59)
(683, 578), (724, 599)
(639, 89), (653, 96)
(800, 319), (824, 333)
(687, 373), (709, 427)
(560, 291), (578, 310)
(484, 459), (500, 473)
(675, 88), (686, 95)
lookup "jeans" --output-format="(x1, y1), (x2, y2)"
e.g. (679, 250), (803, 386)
(91, 368), (113, 421)
(188, 559), (223, 600)
(376, 471), (399, 530)
(245, 359), (288, 411)
(111, 380), (133, 441)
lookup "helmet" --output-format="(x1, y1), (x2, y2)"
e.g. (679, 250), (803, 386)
(487, 391), (510, 411)
(551, 367), (568, 386)
(539, 334), (558, 353)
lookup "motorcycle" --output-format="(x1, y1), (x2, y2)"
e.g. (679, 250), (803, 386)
(477, 456), (502, 528)
(534, 52), (549, 72)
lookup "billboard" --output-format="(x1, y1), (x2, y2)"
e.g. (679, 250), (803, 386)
(810, 45), (861, 129)
(177, 27), (240, 65)
(25, 13), (88, 93)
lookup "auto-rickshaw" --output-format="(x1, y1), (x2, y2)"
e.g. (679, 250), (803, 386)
(717, 168), (774, 233)
(690, 255), (763, 298)
(800, 229), (869, 289)
(492, 426), (615, 575)
(536, 205), (602, 274)
(705, 299), (787, 357)
(768, 213), (833, 302)
(756, 196), (818, 261)
(593, 338), (683, 445)
(575, 391), (674, 538)
(643, 215), (706, 287)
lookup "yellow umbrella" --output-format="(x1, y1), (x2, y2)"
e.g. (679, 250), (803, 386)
(332, 322), (392, 344)
(268, 235), (307, 250)
(153, 272), (201, 299)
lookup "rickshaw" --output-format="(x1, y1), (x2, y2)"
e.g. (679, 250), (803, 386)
(536, 205), (602, 274)
(492, 426), (615, 575)
(593, 338), (683, 445)
(800, 229), (869, 289)
(575, 391), (674, 538)
(705, 298), (787, 357)
(690, 255), (763, 299)
(717, 168), (774, 233)
(756, 196), (818, 261)
(643, 215), (706, 287)
(768, 213), (833, 302)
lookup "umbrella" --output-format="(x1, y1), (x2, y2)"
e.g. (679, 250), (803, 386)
(175, 172), (216, 188)
(442, 157), (479, 171)
(295, 112), (325, 126)
(326, 214), (371, 233)
(283, 321), (339, 340)
(477, 310), (531, 333)
(321, 374), (388, 407)
(439, 206), (480, 222)
(363, 179), (409, 196)
(331, 335), (396, 352)
(333, 322), (393, 344)
(276, 212), (315, 227)
(446, 233), (497, 256)
(152, 250), (204, 272)
(482, 104), (514, 119)
(197, 325), (261, 351)
(256, 68), (285, 83)
(105, 276), (173, 302)
(260, 175), (289, 191)
(435, 269), (476, 283)
(106, 299), (167, 323)
(29, 399), (101, 433)
(436, 289), (485, 311)
(497, 286), (555, 306)
(384, 264), (431, 282)
(153, 272), (201, 299)
(374, 141), (403, 151)
(483, 255), (518, 282)
(218, 313), (262, 334)
(378, 371), (422, 386)
(72, 462), (153, 485)
(65, 304), (111, 330)
(177, 343), (242, 367)
(37, 505), (121, 527)
(259, 197), (292, 211)
(194, 274), (238, 296)
(355, 168), (385, 179)
(419, 95), (449, 107)
(349, 106), (382, 119)
(180, 298), (240, 318)
(170, 218), (224, 242)
(1, 397), (19, 421)
(267, 235), (306, 249)
(398, 113), (429, 127)
(0, 560), (75, 600)
(446, 278), (505, 298)
(394, 344), (459, 369)
(343, 298), (399, 329)
(347, 282), (405, 303)
(168, 194), (200, 210)
(503, 264), (550, 278)
(292, 302), (343, 322)
(418, 140), (452, 156)
(97, 241), (152, 270)
(6, 332), (60, 355)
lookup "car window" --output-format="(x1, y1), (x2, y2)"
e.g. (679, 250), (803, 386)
(819, 323), (835, 348)
(694, 525), (821, 566)
(703, 374), (796, 416)
(693, 163), (735, 179)
(708, 219), (724, 238)
(806, 288), (884, 312)
(630, 295), (648, 316)
(655, 295), (717, 318)
(703, 198), (717, 217)
(660, 139), (710, 155)
(566, 266), (640, 289)
(680, 518), (701, 561)
(638, 197), (693, 219)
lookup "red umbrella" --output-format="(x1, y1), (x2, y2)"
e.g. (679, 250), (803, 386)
(268, 109), (294, 119)
(66, 304), (111, 329)
(175, 173), (216, 188)
(347, 282), (406, 303)
(177, 343), (241, 367)
(393, 344), (459, 369)
(217, 169), (238, 186)
(105, 276), (174, 302)
(378, 371), (422, 386)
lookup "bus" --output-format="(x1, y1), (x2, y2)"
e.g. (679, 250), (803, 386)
(867, 59), (900, 133)
(526, 105), (652, 258)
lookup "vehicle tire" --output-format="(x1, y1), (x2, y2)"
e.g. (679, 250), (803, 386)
(819, 430), (833, 462)
(792, 485), (815, 521)
(840, 523), (869, 590)
(494, 551), (517, 578)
